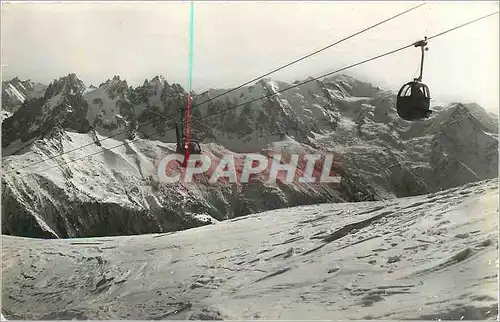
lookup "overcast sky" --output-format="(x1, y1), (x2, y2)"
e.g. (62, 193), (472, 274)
(1, 1), (499, 113)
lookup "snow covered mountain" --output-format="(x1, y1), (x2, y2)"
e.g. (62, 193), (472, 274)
(1, 73), (498, 238)
(2, 178), (498, 319)
(1, 77), (48, 114)
(2, 74), (91, 155)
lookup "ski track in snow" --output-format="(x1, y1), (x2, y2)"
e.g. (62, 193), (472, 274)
(1, 179), (498, 320)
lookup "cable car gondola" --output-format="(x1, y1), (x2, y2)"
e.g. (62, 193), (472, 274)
(396, 37), (433, 121)
(175, 122), (201, 168)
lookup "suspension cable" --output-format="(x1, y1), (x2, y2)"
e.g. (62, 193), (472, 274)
(2, 3), (425, 173)
(6, 9), (498, 178)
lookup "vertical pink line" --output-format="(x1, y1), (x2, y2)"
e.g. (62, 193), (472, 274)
(184, 1), (194, 167)
(185, 93), (191, 165)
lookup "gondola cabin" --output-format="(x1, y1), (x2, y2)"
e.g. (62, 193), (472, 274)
(396, 80), (432, 121)
(175, 123), (201, 156)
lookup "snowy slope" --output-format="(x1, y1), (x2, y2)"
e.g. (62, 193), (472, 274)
(2, 178), (498, 320)
(1, 131), (344, 238)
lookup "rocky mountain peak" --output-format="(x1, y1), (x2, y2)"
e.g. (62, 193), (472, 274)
(441, 103), (485, 133)
(140, 76), (171, 92)
(44, 73), (86, 99)
(97, 76), (129, 100)
(151, 75), (167, 83)
(8, 76), (21, 85)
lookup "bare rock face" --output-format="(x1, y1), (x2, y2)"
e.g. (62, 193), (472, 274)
(1, 73), (498, 238)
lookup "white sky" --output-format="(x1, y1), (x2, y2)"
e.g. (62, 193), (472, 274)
(1, 1), (499, 113)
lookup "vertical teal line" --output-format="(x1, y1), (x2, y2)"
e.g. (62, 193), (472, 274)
(188, 0), (194, 93)
(184, 0), (194, 163)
